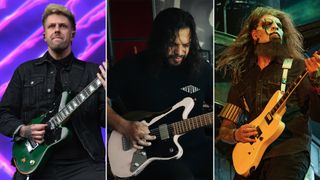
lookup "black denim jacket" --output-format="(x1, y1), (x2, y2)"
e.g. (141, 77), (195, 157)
(0, 52), (105, 161)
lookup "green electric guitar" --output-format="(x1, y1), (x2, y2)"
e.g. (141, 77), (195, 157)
(12, 77), (102, 175)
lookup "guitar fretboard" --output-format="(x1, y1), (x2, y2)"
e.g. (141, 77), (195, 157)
(48, 77), (102, 127)
(172, 112), (213, 135)
(149, 112), (213, 139)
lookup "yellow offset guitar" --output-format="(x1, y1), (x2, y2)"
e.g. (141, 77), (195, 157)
(232, 69), (309, 177)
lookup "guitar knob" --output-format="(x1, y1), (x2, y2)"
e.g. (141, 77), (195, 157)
(141, 151), (146, 156)
(29, 160), (35, 165)
(169, 148), (174, 153)
(134, 163), (140, 167)
(21, 158), (26, 163)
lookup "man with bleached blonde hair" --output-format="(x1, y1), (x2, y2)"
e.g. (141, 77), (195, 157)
(0, 4), (105, 180)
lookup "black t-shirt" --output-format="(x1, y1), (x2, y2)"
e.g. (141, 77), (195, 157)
(47, 53), (88, 160)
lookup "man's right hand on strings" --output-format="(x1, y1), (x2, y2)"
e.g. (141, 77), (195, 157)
(122, 120), (156, 149)
(19, 124), (48, 144)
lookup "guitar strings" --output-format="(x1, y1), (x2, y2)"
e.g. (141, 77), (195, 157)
(148, 113), (213, 138)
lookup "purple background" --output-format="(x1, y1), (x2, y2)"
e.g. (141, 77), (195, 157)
(0, 0), (106, 179)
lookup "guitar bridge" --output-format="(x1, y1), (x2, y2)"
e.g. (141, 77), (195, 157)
(25, 139), (39, 152)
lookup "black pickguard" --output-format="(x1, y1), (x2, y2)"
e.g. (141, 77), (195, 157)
(126, 106), (186, 159)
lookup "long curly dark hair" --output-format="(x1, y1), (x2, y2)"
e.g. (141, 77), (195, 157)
(146, 8), (202, 76)
(216, 7), (304, 84)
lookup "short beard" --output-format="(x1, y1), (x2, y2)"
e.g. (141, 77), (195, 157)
(254, 39), (290, 59)
(167, 55), (186, 66)
(50, 44), (68, 54)
(52, 47), (65, 53)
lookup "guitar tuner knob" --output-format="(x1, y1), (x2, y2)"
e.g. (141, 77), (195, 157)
(134, 163), (140, 167)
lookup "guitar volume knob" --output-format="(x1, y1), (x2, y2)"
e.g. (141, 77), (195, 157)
(134, 162), (140, 167)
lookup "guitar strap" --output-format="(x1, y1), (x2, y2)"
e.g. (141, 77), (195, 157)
(218, 59), (293, 124)
(281, 58), (293, 92)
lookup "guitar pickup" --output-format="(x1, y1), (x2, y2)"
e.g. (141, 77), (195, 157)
(158, 124), (169, 140)
(122, 136), (132, 151)
(249, 126), (263, 145)
(255, 126), (262, 139)
(25, 140), (39, 152)
(265, 112), (273, 125)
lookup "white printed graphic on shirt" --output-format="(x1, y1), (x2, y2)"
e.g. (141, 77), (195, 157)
(181, 85), (200, 94)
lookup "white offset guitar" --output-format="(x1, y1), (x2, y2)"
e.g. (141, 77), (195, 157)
(108, 97), (213, 178)
(232, 69), (309, 177)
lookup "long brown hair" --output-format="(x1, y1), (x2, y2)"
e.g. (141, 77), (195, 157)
(146, 8), (202, 77)
(216, 7), (304, 84)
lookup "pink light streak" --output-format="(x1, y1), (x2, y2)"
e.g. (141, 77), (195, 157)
(77, 1), (105, 29)
(0, 0), (47, 32)
(0, 0), (105, 98)
(0, 0), (105, 69)
(65, 0), (79, 13)
(0, 28), (43, 69)
(75, 1), (106, 60)
(0, 153), (15, 177)
(78, 31), (105, 60)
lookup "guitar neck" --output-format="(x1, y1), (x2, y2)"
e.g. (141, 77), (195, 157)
(271, 70), (308, 114)
(171, 112), (213, 135)
(49, 77), (102, 126)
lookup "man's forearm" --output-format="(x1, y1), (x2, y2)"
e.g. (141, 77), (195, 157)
(107, 103), (129, 135)
(219, 126), (238, 144)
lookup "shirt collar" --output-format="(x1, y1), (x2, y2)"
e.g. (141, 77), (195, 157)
(35, 51), (74, 70)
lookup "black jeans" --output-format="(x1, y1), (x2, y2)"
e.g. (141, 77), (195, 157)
(13, 158), (105, 180)
(133, 160), (195, 180)
(234, 151), (310, 180)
